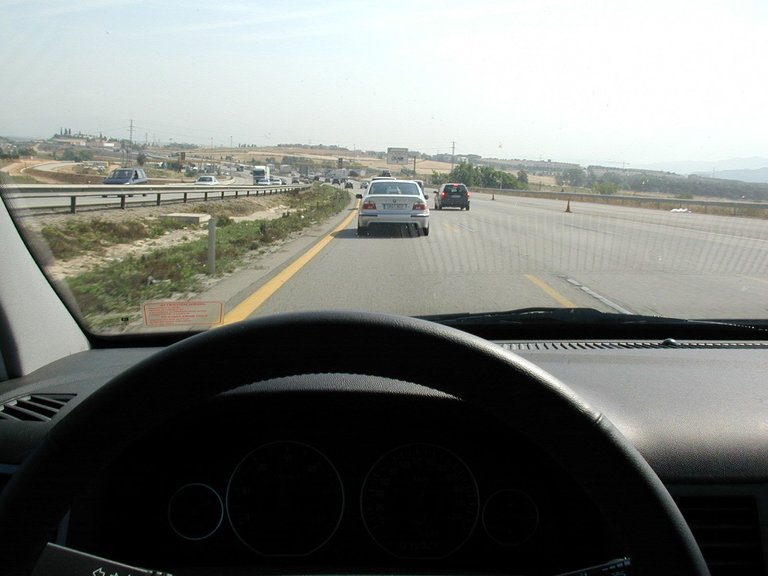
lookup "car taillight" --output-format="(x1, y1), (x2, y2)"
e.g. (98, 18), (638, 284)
(441, 191), (446, 197)
(467, 192), (471, 197)
(362, 201), (377, 209)
(412, 201), (427, 210)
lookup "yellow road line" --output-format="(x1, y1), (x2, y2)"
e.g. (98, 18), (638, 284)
(221, 201), (359, 325)
(524, 274), (576, 307)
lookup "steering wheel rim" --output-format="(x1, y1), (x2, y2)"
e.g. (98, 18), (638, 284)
(0, 311), (709, 575)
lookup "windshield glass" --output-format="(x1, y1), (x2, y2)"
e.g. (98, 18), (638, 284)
(2, 0), (768, 335)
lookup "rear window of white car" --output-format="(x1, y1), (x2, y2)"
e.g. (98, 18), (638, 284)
(369, 182), (421, 195)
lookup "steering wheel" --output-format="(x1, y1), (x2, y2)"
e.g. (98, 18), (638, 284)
(0, 311), (709, 575)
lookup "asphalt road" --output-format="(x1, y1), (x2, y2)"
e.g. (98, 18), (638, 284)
(243, 190), (768, 320)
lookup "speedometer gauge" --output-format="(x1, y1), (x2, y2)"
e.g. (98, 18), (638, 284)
(226, 441), (344, 556)
(360, 443), (479, 559)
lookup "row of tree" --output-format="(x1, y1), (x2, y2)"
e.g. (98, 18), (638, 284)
(60, 148), (93, 162)
(555, 166), (768, 200)
(431, 163), (529, 189)
(0, 147), (34, 160)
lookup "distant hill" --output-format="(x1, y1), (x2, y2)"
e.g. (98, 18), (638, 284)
(692, 167), (768, 184)
(636, 157), (768, 176)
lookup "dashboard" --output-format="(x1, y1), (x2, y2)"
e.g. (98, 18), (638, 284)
(2, 336), (768, 575)
(66, 380), (609, 575)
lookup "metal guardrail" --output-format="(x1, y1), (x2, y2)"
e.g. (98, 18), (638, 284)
(4, 183), (310, 214)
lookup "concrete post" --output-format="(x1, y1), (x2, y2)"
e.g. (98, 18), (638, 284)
(207, 217), (216, 275)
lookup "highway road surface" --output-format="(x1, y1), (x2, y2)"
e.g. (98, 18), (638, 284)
(226, 189), (768, 321)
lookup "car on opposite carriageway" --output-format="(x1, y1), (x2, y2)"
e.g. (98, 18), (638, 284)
(194, 175), (220, 185)
(103, 168), (148, 185)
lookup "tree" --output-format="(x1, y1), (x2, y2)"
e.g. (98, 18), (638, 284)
(592, 181), (618, 195)
(442, 163), (525, 190)
(603, 172), (623, 186)
(557, 167), (586, 187)
(136, 152), (147, 166)
(61, 148), (92, 162)
(448, 162), (476, 186)
(517, 170), (528, 185)
(499, 172), (520, 189)
(431, 171), (447, 186)
(477, 165), (498, 187)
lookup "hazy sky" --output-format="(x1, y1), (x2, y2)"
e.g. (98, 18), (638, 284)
(2, 0), (767, 166)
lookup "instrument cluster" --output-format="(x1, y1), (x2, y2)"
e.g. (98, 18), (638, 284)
(76, 389), (606, 573)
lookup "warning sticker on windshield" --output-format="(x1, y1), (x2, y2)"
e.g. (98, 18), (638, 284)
(143, 301), (224, 327)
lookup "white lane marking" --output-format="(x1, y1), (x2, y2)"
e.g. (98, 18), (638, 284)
(565, 278), (634, 314)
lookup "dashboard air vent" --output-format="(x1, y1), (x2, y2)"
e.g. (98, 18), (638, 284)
(674, 495), (764, 576)
(0, 394), (75, 422)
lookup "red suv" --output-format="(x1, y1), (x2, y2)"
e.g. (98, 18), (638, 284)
(435, 183), (470, 210)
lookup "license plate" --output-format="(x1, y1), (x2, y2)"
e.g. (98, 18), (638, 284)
(384, 203), (406, 209)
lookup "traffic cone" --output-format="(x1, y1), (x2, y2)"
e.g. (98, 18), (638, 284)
(565, 199), (572, 213)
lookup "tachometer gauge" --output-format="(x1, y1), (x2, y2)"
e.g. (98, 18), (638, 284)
(226, 441), (344, 556)
(360, 443), (479, 559)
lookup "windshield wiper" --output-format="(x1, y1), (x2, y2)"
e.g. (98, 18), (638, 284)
(419, 307), (768, 339)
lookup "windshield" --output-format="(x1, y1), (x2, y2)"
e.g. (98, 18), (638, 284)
(2, 0), (768, 336)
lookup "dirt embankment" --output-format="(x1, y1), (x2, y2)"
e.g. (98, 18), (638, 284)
(229, 146), (456, 176)
(26, 196), (294, 280)
(1, 160), (31, 176)
(26, 167), (104, 184)
(1, 160), (96, 184)
(2, 160), (188, 185)
(1, 160), (60, 183)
